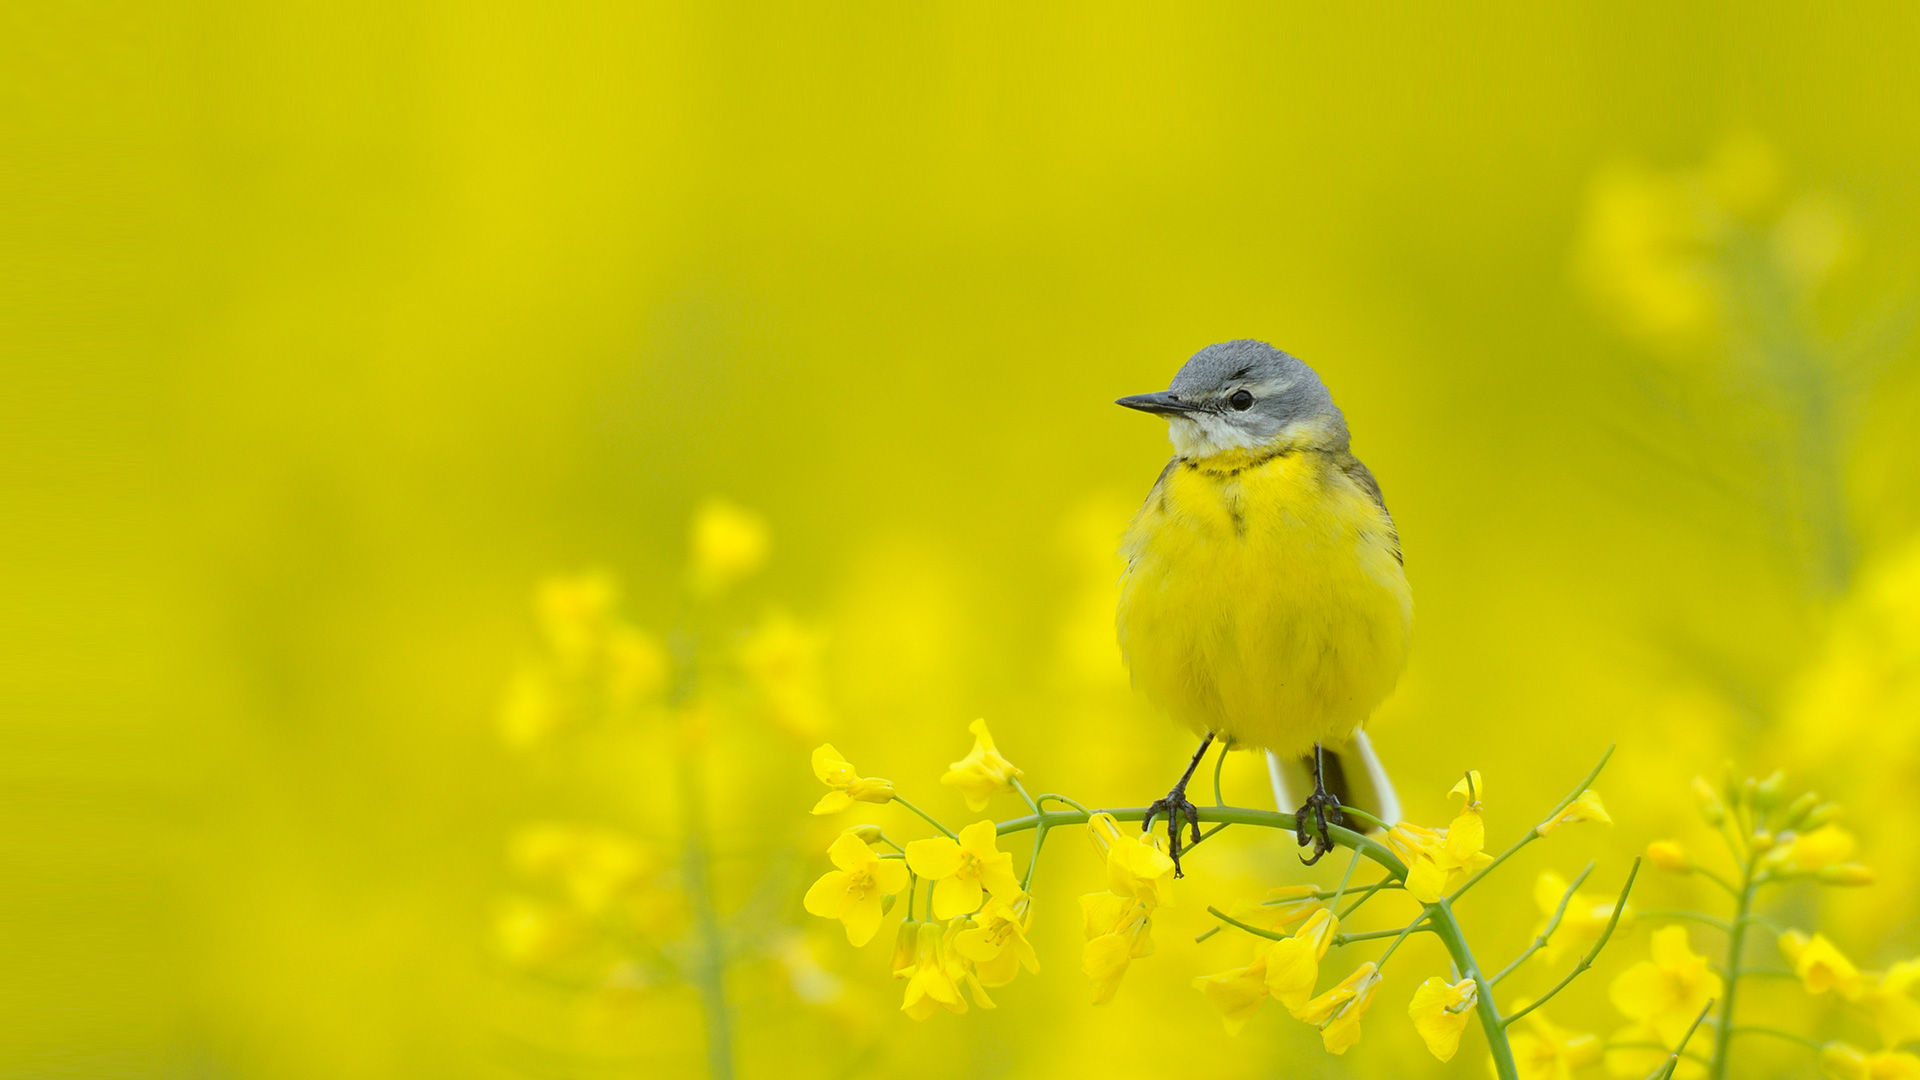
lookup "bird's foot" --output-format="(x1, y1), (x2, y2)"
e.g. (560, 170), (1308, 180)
(1295, 790), (1344, 866)
(1143, 787), (1203, 878)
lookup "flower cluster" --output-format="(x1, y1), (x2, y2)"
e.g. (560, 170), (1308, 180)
(1081, 812), (1175, 1003)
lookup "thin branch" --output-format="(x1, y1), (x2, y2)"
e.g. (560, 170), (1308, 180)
(1010, 777), (1039, 814)
(1205, 905), (1290, 942)
(1492, 861), (1594, 985)
(1451, 745), (1616, 902)
(1645, 998), (1715, 1080)
(892, 795), (959, 840)
(1635, 909), (1732, 933)
(1503, 858), (1641, 1028)
(1730, 1026), (1823, 1051)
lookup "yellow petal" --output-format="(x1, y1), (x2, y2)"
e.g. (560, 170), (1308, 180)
(1444, 807), (1485, 863)
(1408, 976), (1475, 1062)
(904, 836), (962, 878)
(810, 790), (854, 815)
(1406, 855), (1448, 904)
(931, 874), (983, 920)
(1448, 770), (1483, 805)
(1608, 960), (1669, 1022)
(958, 820), (1001, 858)
(803, 870), (853, 919)
(1538, 789), (1611, 835)
(826, 830), (874, 872)
(1192, 960), (1269, 1035)
(1265, 936), (1319, 1012)
(811, 743), (855, 787)
(842, 890), (885, 946)
(871, 858), (910, 896)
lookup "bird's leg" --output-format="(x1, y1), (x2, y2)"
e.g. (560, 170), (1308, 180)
(1295, 741), (1345, 865)
(1143, 733), (1213, 878)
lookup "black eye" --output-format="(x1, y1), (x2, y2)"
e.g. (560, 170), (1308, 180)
(1228, 389), (1254, 411)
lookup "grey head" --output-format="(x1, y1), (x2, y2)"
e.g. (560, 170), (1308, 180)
(1117, 340), (1349, 458)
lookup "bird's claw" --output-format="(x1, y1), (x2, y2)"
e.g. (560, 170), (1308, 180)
(1143, 789), (1203, 878)
(1295, 791), (1344, 865)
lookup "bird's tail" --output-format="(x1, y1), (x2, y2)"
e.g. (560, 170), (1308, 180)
(1267, 731), (1400, 834)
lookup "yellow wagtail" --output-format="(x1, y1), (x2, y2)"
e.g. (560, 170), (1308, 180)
(1116, 340), (1410, 873)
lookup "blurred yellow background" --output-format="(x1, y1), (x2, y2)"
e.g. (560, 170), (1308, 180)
(11, 3), (1920, 1077)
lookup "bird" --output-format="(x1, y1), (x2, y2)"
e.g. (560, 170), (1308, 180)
(1115, 340), (1411, 874)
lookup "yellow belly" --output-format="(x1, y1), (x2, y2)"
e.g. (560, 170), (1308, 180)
(1116, 450), (1412, 757)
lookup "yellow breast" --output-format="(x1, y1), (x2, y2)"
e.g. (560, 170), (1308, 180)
(1116, 448), (1412, 757)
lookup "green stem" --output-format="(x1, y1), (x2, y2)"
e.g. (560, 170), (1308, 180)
(1330, 847), (1362, 911)
(1011, 777), (1039, 814)
(1636, 909), (1731, 933)
(1731, 1026), (1823, 1051)
(893, 795), (959, 840)
(992, 805), (1401, 869)
(1651, 999), (1716, 1080)
(1427, 899), (1517, 1080)
(1036, 792), (1090, 813)
(1371, 916), (1434, 965)
(1206, 906), (1291, 941)
(1709, 860), (1758, 1080)
(1337, 878), (1400, 919)
(1022, 822), (1050, 892)
(1491, 861), (1594, 985)
(678, 751), (735, 1080)
(1450, 745), (1615, 902)
(1503, 859), (1640, 1028)
(1213, 740), (1230, 806)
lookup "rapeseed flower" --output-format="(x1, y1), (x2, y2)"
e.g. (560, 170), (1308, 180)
(1863, 959), (1920, 1048)
(1408, 975), (1476, 1062)
(1080, 891), (1154, 1004)
(1294, 962), (1380, 1055)
(1646, 840), (1691, 873)
(689, 498), (769, 594)
(809, 743), (895, 814)
(1609, 926), (1723, 1047)
(940, 718), (1023, 810)
(1191, 940), (1273, 1034)
(804, 829), (909, 946)
(1818, 1043), (1920, 1080)
(953, 894), (1039, 987)
(1508, 1005), (1603, 1080)
(898, 920), (966, 1019)
(905, 820), (1021, 920)
(1537, 790), (1612, 836)
(1766, 824), (1860, 874)
(1087, 811), (1177, 907)
(1266, 908), (1339, 1014)
(1387, 819), (1490, 904)
(1779, 930), (1866, 999)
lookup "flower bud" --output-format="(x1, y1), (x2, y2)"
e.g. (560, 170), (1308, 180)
(890, 918), (921, 976)
(848, 823), (884, 844)
(1754, 771), (1785, 813)
(1751, 829), (1776, 853)
(1801, 803), (1842, 830)
(881, 892), (897, 915)
(1779, 792), (1820, 831)
(1819, 1042), (1869, 1080)
(1817, 864), (1875, 887)
(1646, 840), (1692, 872)
(1692, 776), (1727, 824)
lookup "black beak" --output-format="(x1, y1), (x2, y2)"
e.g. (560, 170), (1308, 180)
(1115, 391), (1204, 417)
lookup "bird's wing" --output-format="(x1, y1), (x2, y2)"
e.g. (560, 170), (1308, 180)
(1337, 453), (1402, 566)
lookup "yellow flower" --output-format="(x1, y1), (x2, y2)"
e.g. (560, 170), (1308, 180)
(1218, 885), (1324, 937)
(1408, 975), (1477, 1062)
(1387, 819), (1491, 904)
(890, 918), (920, 975)
(739, 611), (831, 736)
(1609, 926), (1724, 1046)
(1534, 870), (1631, 963)
(1191, 940), (1273, 1035)
(808, 743), (895, 814)
(1537, 790), (1612, 836)
(953, 894), (1040, 987)
(536, 573), (618, 670)
(1266, 908), (1339, 1014)
(898, 920), (966, 1019)
(905, 820), (1021, 920)
(509, 824), (654, 913)
(1080, 890), (1154, 1004)
(1819, 1043), (1920, 1080)
(1646, 840), (1692, 873)
(1767, 824), (1858, 873)
(1863, 959), (1920, 1048)
(689, 498), (769, 594)
(940, 718), (1023, 810)
(1088, 811), (1177, 907)
(1779, 930), (1866, 999)
(1510, 1005), (1604, 1080)
(803, 830), (909, 946)
(1293, 962), (1380, 1055)
(603, 624), (669, 704)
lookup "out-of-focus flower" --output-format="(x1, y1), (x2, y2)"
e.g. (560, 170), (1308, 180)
(536, 573), (618, 670)
(1609, 926), (1724, 1046)
(1766, 824), (1858, 873)
(774, 934), (845, 1006)
(809, 743), (895, 814)
(499, 667), (565, 748)
(1087, 812), (1176, 907)
(1819, 1043), (1920, 1080)
(1537, 790), (1612, 836)
(1605, 1020), (1703, 1080)
(1266, 908), (1339, 1014)
(1691, 776), (1728, 825)
(738, 610), (832, 736)
(953, 894), (1039, 987)
(940, 718), (1023, 810)
(1573, 162), (1722, 352)
(492, 895), (581, 966)
(1779, 930), (1866, 999)
(1534, 870), (1632, 963)
(804, 830), (909, 946)
(603, 624), (669, 704)
(1646, 840), (1692, 873)
(904, 820), (1020, 920)
(689, 498), (770, 594)
(1192, 940), (1273, 1035)
(1511, 1006), (1604, 1080)
(1294, 962), (1380, 1055)
(1408, 975), (1477, 1062)
(1863, 959), (1920, 1048)
(898, 920), (966, 1019)
(510, 823), (654, 913)
(1080, 891), (1154, 1004)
